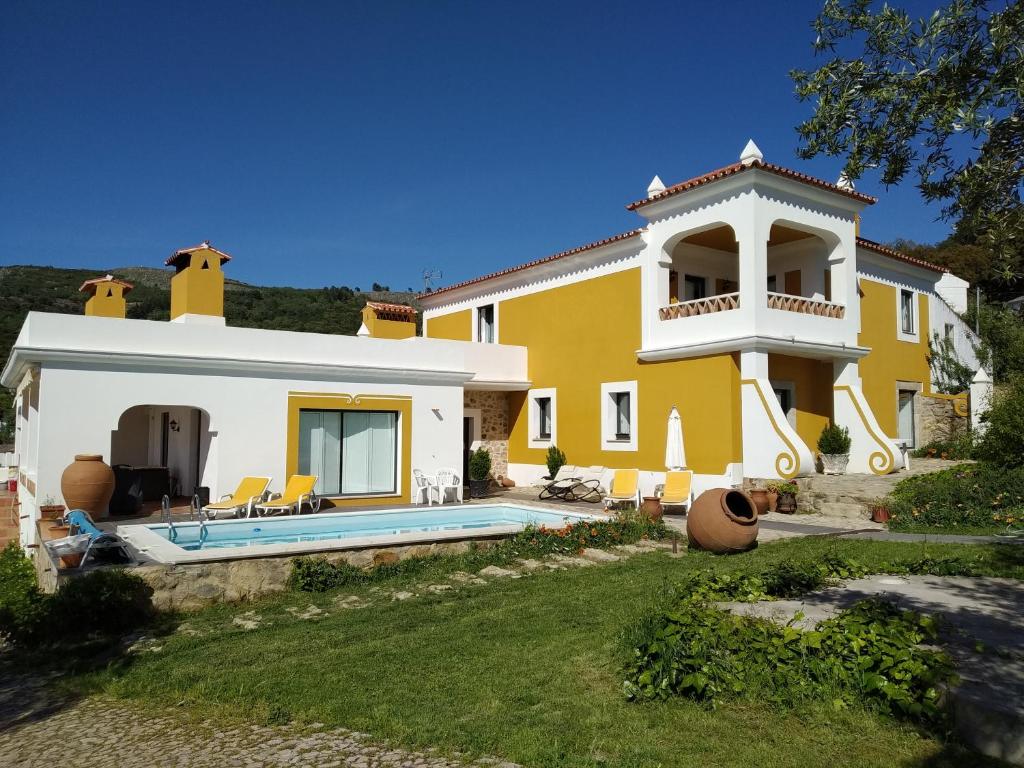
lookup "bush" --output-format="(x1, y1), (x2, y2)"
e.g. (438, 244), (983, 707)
(622, 596), (953, 726)
(0, 549), (155, 646)
(974, 375), (1024, 467)
(817, 423), (851, 454)
(887, 463), (1024, 531)
(545, 445), (566, 479)
(912, 432), (975, 460)
(468, 448), (492, 481)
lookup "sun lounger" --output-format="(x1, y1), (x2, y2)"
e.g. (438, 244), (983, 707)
(254, 475), (319, 516)
(658, 470), (693, 513)
(603, 469), (641, 510)
(46, 509), (134, 568)
(538, 465), (580, 500)
(567, 466), (606, 503)
(202, 476), (271, 519)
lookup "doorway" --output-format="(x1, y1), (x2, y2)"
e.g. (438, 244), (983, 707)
(462, 416), (473, 489)
(897, 390), (916, 448)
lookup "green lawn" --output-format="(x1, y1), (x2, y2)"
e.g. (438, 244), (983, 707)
(75, 538), (1021, 768)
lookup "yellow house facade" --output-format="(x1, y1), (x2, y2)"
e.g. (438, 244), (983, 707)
(420, 143), (981, 491)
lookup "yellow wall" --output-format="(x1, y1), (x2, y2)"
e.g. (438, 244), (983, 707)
(285, 392), (412, 507)
(361, 306), (417, 339)
(767, 354), (833, 451)
(857, 278), (932, 435)
(425, 308), (472, 341)
(170, 251), (225, 319)
(84, 283), (127, 318)
(499, 268), (741, 474)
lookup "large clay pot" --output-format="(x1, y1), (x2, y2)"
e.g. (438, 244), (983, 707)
(640, 496), (664, 523)
(749, 489), (770, 516)
(687, 488), (759, 553)
(61, 454), (115, 519)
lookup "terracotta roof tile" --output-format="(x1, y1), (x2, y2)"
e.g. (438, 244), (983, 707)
(78, 275), (134, 295)
(365, 301), (417, 315)
(626, 160), (877, 210)
(419, 229), (644, 300)
(856, 237), (948, 273)
(165, 240), (233, 268)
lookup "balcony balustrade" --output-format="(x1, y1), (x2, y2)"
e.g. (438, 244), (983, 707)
(766, 292), (845, 319)
(659, 292), (739, 320)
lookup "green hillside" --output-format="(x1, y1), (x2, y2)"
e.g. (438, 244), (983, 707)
(0, 265), (421, 442)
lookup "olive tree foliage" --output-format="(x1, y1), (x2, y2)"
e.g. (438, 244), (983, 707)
(792, 0), (1024, 282)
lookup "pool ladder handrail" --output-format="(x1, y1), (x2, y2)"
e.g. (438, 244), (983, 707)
(192, 494), (210, 541)
(161, 494), (177, 541)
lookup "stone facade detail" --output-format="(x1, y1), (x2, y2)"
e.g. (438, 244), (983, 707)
(464, 390), (510, 480)
(916, 392), (968, 447)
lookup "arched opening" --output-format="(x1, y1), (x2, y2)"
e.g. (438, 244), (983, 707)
(662, 223), (739, 316)
(766, 222), (839, 306)
(109, 404), (215, 515)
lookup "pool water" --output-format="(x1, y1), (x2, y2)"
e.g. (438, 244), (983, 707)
(151, 505), (598, 551)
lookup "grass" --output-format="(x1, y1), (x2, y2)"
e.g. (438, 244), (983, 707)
(64, 537), (1022, 768)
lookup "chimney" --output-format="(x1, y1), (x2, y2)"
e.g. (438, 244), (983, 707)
(165, 241), (230, 325)
(80, 275), (132, 318)
(361, 301), (417, 339)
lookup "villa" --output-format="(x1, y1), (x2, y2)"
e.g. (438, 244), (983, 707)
(3, 141), (983, 551)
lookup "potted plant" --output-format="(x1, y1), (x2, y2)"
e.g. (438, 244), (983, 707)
(768, 480), (799, 514)
(765, 484), (779, 513)
(545, 445), (566, 480)
(468, 447), (492, 499)
(817, 423), (852, 475)
(748, 485), (770, 515)
(869, 499), (891, 524)
(39, 495), (66, 521)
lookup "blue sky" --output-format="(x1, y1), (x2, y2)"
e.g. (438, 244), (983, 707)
(1, 0), (951, 290)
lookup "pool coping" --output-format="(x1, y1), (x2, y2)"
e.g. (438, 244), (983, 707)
(116, 502), (609, 565)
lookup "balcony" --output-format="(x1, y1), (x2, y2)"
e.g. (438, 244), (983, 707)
(659, 292), (739, 320)
(766, 292), (845, 319)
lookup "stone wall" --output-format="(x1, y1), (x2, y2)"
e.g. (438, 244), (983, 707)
(464, 390), (510, 479)
(917, 392), (969, 447)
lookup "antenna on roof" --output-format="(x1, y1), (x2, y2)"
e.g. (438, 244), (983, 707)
(422, 268), (443, 293)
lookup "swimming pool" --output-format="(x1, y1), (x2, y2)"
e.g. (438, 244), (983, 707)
(118, 504), (606, 564)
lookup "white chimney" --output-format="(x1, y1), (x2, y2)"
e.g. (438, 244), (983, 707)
(937, 272), (969, 314)
(739, 139), (763, 166)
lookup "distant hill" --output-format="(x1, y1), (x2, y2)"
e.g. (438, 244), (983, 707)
(0, 264), (422, 441)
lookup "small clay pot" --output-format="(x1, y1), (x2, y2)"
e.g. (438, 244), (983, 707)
(687, 489), (759, 553)
(61, 454), (115, 519)
(39, 504), (66, 520)
(871, 506), (891, 524)
(766, 490), (779, 513)
(500, 476), (515, 488)
(749, 489), (770, 515)
(640, 496), (663, 523)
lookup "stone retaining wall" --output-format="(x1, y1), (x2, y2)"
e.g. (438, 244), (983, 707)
(133, 537), (505, 612)
(917, 392), (969, 447)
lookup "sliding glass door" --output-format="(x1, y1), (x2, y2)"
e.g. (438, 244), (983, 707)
(298, 410), (397, 496)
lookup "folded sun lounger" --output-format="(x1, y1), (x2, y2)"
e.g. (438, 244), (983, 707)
(538, 465), (579, 501)
(658, 470), (694, 513)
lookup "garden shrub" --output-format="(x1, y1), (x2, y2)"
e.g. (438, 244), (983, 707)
(974, 375), (1024, 468)
(622, 596), (954, 726)
(468, 447), (491, 481)
(887, 463), (1024, 530)
(545, 445), (567, 479)
(0, 548), (155, 646)
(911, 431), (975, 460)
(817, 423), (851, 454)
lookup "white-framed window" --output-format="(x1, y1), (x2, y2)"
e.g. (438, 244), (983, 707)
(600, 380), (638, 451)
(527, 388), (556, 448)
(298, 409), (398, 496)
(897, 288), (919, 341)
(475, 304), (496, 343)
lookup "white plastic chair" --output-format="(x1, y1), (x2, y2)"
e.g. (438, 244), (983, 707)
(413, 469), (437, 505)
(434, 468), (463, 504)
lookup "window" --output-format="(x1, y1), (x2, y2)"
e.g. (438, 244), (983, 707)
(536, 397), (552, 440)
(771, 382), (797, 429)
(600, 381), (638, 451)
(527, 388), (557, 447)
(900, 289), (915, 334)
(613, 392), (631, 439)
(477, 304), (495, 343)
(944, 322), (955, 341)
(683, 274), (706, 301)
(298, 409), (397, 496)
(766, 275), (778, 293)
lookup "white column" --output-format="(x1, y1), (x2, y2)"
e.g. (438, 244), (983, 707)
(970, 367), (993, 433)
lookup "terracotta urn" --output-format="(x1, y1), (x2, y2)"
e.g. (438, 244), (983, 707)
(749, 489), (770, 516)
(766, 489), (779, 513)
(640, 496), (663, 523)
(60, 454), (115, 518)
(686, 488), (759, 553)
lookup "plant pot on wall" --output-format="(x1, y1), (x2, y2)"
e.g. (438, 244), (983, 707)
(39, 504), (66, 521)
(60, 455), (115, 519)
(820, 453), (850, 475)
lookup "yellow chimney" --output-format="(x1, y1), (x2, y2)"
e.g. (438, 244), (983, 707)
(360, 301), (418, 339)
(80, 275), (132, 318)
(166, 241), (231, 322)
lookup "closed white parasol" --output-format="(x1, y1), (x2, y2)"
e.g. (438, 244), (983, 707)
(665, 406), (686, 471)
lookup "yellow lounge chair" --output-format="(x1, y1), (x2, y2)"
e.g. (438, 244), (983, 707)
(659, 470), (693, 513)
(202, 476), (271, 519)
(603, 469), (640, 510)
(254, 475), (319, 516)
